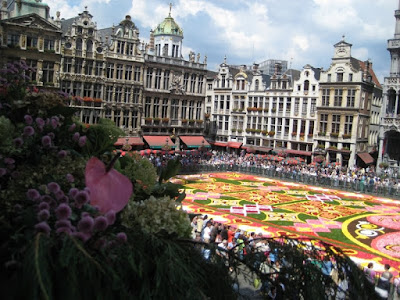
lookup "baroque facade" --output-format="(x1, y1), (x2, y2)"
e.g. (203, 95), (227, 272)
(316, 39), (382, 168)
(205, 57), (319, 162)
(378, 0), (400, 173)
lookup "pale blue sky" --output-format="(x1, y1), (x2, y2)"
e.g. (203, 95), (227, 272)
(46, 0), (398, 82)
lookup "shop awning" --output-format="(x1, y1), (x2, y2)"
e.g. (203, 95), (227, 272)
(227, 141), (242, 149)
(286, 149), (312, 156)
(143, 136), (175, 149)
(114, 137), (144, 146)
(213, 142), (228, 147)
(357, 152), (374, 165)
(179, 136), (210, 148)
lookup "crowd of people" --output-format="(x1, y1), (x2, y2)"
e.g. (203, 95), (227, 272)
(142, 149), (400, 199)
(190, 215), (400, 299)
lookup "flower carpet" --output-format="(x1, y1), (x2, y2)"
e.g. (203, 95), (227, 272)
(173, 172), (400, 276)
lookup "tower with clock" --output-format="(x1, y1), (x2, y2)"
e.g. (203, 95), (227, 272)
(333, 36), (352, 59)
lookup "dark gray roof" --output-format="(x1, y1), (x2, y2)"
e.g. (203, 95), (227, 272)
(60, 17), (78, 34)
(284, 68), (301, 81)
(206, 70), (218, 79)
(97, 27), (113, 43)
(311, 67), (322, 80)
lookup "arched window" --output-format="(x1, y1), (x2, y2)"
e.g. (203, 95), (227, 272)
(76, 38), (82, 50)
(86, 40), (93, 52)
(255, 79), (259, 91)
(304, 80), (309, 91)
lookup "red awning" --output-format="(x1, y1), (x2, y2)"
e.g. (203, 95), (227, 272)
(357, 152), (374, 165)
(114, 137), (144, 146)
(285, 149), (312, 156)
(227, 141), (242, 149)
(213, 142), (228, 147)
(143, 136), (175, 149)
(180, 136), (210, 148)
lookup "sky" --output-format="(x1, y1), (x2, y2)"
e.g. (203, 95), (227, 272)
(45, 0), (399, 82)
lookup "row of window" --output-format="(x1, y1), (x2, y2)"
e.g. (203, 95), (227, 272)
(320, 114), (353, 134)
(7, 33), (56, 50)
(144, 98), (202, 120)
(321, 88), (357, 107)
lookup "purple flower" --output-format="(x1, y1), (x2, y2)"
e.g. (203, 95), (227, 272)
(72, 132), (80, 142)
(27, 189), (40, 201)
(68, 123), (76, 132)
(47, 182), (60, 194)
(50, 117), (58, 129)
(24, 115), (33, 125)
(77, 216), (94, 233)
(78, 136), (87, 147)
(35, 117), (44, 128)
(55, 219), (72, 228)
(54, 190), (65, 201)
(105, 210), (116, 225)
(68, 188), (79, 198)
(48, 132), (55, 140)
(116, 232), (127, 243)
(71, 231), (91, 243)
(11, 171), (19, 178)
(41, 135), (51, 147)
(13, 137), (24, 148)
(35, 222), (51, 236)
(66, 173), (74, 183)
(41, 195), (53, 203)
(0, 168), (7, 177)
(58, 150), (68, 159)
(75, 190), (90, 207)
(55, 203), (72, 220)
(84, 187), (90, 195)
(38, 202), (50, 210)
(58, 195), (69, 203)
(93, 216), (108, 231)
(4, 158), (15, 165)
(23, 126), (35, 137)
(37, 209), (50, 221)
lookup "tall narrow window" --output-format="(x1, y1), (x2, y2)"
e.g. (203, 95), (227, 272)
(134, 66), (141, 81)
(153, 98), (160, 118)
(197, 75), (204, 93)
(322, 89), (330, 106)
(344, 116), (353, 135)
(146, 68), (153, 88)
(171, 99), (179, 119)
(162, 98), (168, 118)
(347, 89), (356, 107)
(320, 114), (328, 133)
(125, 65), (132, 81)
(163, 70), (170, 90)
(334, 89), (343, 106)
(181, 100), (187, 119)
(107, 63), (114, 78)
(332, 115), (341, 133)
(42, 61), (54, 83)
(155, 69), (162, 89)
(190, 74), (196, 93)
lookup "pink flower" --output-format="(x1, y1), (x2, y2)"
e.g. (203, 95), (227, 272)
(55, 203), (72, 220)
(116, 232), (127, 243)
(93, 216), (108, 231)
(0, 168), (7, 177)
(27, 189), (40, 201)
(56, 227), (72, 235)
(47, 182), (60, 193)
(4, 158), (15, 165)
(58, 195), (69, 203)
(23, 126), (35, 136)
(37, 209), (50, 221)
(50, 117), (58, 129)
(24, 114), (33, 125)
(41, 195), (53, 203)
(77, 216), (94, 233)
(48, 132), (55, 140)
(35, 117), (44, 128)
(85, 157), (133, 214)
(35, 222), (51, 236)
(54, 190), (65, 200)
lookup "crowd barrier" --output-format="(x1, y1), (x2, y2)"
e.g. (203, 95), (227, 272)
(178, 163), (400, 200)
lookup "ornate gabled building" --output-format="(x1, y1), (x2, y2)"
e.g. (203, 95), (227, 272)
(0, 0), (62, 88)
(60, 8), (107, 125)
(316, 38), (382, 168)
(378, 1), (400, 173)
(141, 8), (208, 149)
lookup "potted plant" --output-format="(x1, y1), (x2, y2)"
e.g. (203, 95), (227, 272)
(300, 132), (305, 137)
(196, 119), (203, 124)
(231, 128), (237, 132)
(271, 108), (276, 113)
(291, 132), (297, 137)
(237, 129), (243, 133)
(182, 119), (188, 124)
(204, 113), (210, 119)
(308, 133), (313, 138)
(342, 133), (351, 139)
(263, 108), (269, 112)
(379, 162), (389, 169)
(318, 132), (326, 136)
(188, 119), (195, 123)
(262, 130), (268, 135)
(257, 107), (263, 112)
(162, 117), (169, 123)
(330, 132), (339, 138)
(153, 117), (161, 122)
(145, 117), (153, 123)
(268, 131), (275, 137)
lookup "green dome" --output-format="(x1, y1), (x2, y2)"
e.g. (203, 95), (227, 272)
(154, 15), (183, 37)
